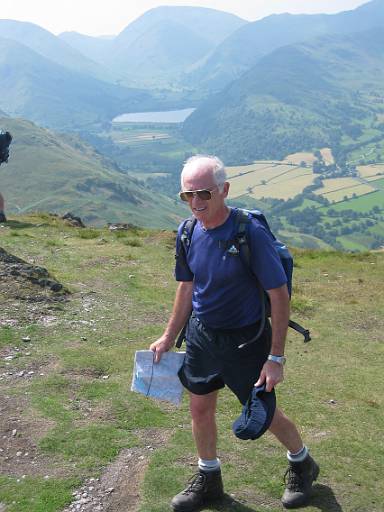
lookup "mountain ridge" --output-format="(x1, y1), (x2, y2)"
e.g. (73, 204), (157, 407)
(184, 0), (384, 92)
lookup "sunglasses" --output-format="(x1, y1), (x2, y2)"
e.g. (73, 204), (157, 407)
(179, 187), (217, 202)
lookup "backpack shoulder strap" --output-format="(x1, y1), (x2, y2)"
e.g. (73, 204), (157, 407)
(180, 216), (197, 253)
(175, 216), (197, 265)
(234, 208), (252, 265)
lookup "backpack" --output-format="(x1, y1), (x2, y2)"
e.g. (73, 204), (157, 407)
(175, 208), (310, 349)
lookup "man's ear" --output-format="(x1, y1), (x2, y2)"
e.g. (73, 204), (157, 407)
(222, 181), (230, 198)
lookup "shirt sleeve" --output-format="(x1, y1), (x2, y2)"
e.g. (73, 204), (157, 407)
(174, 222), (194, 282)
(248, 221), (287, 291)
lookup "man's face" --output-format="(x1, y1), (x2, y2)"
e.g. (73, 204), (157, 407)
(181, 162), (229, 226)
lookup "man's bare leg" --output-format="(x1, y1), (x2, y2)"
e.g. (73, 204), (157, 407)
(189, 390), (219, 459)
(269, 407), (319, 509)
(171, 391), (223, 511)
(268, 407), (303, 453)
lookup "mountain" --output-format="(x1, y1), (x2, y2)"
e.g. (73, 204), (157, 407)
(0, 116), (186, 227)
(0, 37), (155, 130)
(182, 28), (384, 163)
(60, 6), (247, 88)
(109, 19), (212, 87)
(114, 6), (246, 47)
(58, 31), (114, 68)
(185, 0), (384, 92)
(0, 19), (115, 82)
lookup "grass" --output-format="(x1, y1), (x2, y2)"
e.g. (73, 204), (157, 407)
(0, 476), (81, 512)
(0, 213), (383, 511)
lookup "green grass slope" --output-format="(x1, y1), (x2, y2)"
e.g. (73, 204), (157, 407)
(0, 214), (383, 511)
(0, 117), (187, 227)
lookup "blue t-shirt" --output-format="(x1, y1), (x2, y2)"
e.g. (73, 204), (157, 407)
(175, 208), (287, 329)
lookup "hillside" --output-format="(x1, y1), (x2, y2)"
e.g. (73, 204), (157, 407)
(184, 0), (384, 92)
(0, 38), (158, 130)
(0, 117), (187, 227)
(0, 214), (383, 511)
(183, 28), (384, 163)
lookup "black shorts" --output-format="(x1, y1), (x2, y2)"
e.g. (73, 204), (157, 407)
(178, 315), (273, 405)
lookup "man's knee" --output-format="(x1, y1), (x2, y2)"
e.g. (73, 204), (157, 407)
(189, 392), (217, 422)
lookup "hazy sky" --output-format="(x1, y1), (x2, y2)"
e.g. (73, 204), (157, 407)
(1, 0), (370, 36)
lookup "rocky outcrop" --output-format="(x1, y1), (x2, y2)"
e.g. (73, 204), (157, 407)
(0, 247), (68, 295)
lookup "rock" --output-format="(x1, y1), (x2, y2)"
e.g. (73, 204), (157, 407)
(107, 223), (133, 231)
(22, 336), (31, 342)
(62, 212), (85, 228)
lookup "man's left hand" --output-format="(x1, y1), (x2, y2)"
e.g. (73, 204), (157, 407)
(255, 360), (284, 392)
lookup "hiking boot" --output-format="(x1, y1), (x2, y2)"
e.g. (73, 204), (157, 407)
(171, 469), (224, 512)
(281, 454), (319, 509)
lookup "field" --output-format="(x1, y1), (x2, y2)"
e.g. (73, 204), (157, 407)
(356, 164), (384, 179)
(314, 178), (376, 202)
(107, 123), (198, 175)
(225, 151), (382, 205)
(227, 163), (314, 200)
(283, 152), (317, 165)
(113, 131), (171, 145)
(1, 214), (383, 512)
(323, 190), (384, 212)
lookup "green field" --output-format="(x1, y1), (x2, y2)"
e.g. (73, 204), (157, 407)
(325, 190), (384, 212)
(108, 122), (198, 174)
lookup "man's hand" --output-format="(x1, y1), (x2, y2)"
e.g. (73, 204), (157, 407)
(255, 360), (284, 392)
(149, 336), (174, 363)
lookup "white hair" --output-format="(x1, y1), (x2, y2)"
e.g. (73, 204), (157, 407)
(181, 154), (227, 191)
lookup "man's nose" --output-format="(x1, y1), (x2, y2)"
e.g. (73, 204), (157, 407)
(191, 193), (204, 205)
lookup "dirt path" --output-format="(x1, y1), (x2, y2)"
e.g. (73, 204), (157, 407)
(62, 429), (171, 512)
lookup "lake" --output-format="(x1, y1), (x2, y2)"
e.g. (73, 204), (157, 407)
(112, 108), (195, 124)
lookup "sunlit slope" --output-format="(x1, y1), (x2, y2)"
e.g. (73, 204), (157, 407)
(0, 117), (186, 227)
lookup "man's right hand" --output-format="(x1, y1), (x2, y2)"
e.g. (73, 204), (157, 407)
(149, 336), (174, 363)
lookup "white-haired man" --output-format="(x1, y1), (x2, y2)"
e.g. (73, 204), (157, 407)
(150, 155), (319, 511)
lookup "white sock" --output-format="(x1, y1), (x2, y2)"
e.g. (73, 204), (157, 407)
(198, 457), (221, 472)
(287, 445), (308, 462)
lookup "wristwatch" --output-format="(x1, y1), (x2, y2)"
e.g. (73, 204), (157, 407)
(267, 354), (286, 366)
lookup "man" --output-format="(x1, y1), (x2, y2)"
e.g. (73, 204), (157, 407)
(150, 155), (319, 511)
(0, 130), (12, 223)
(0, 193), (6, 223)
